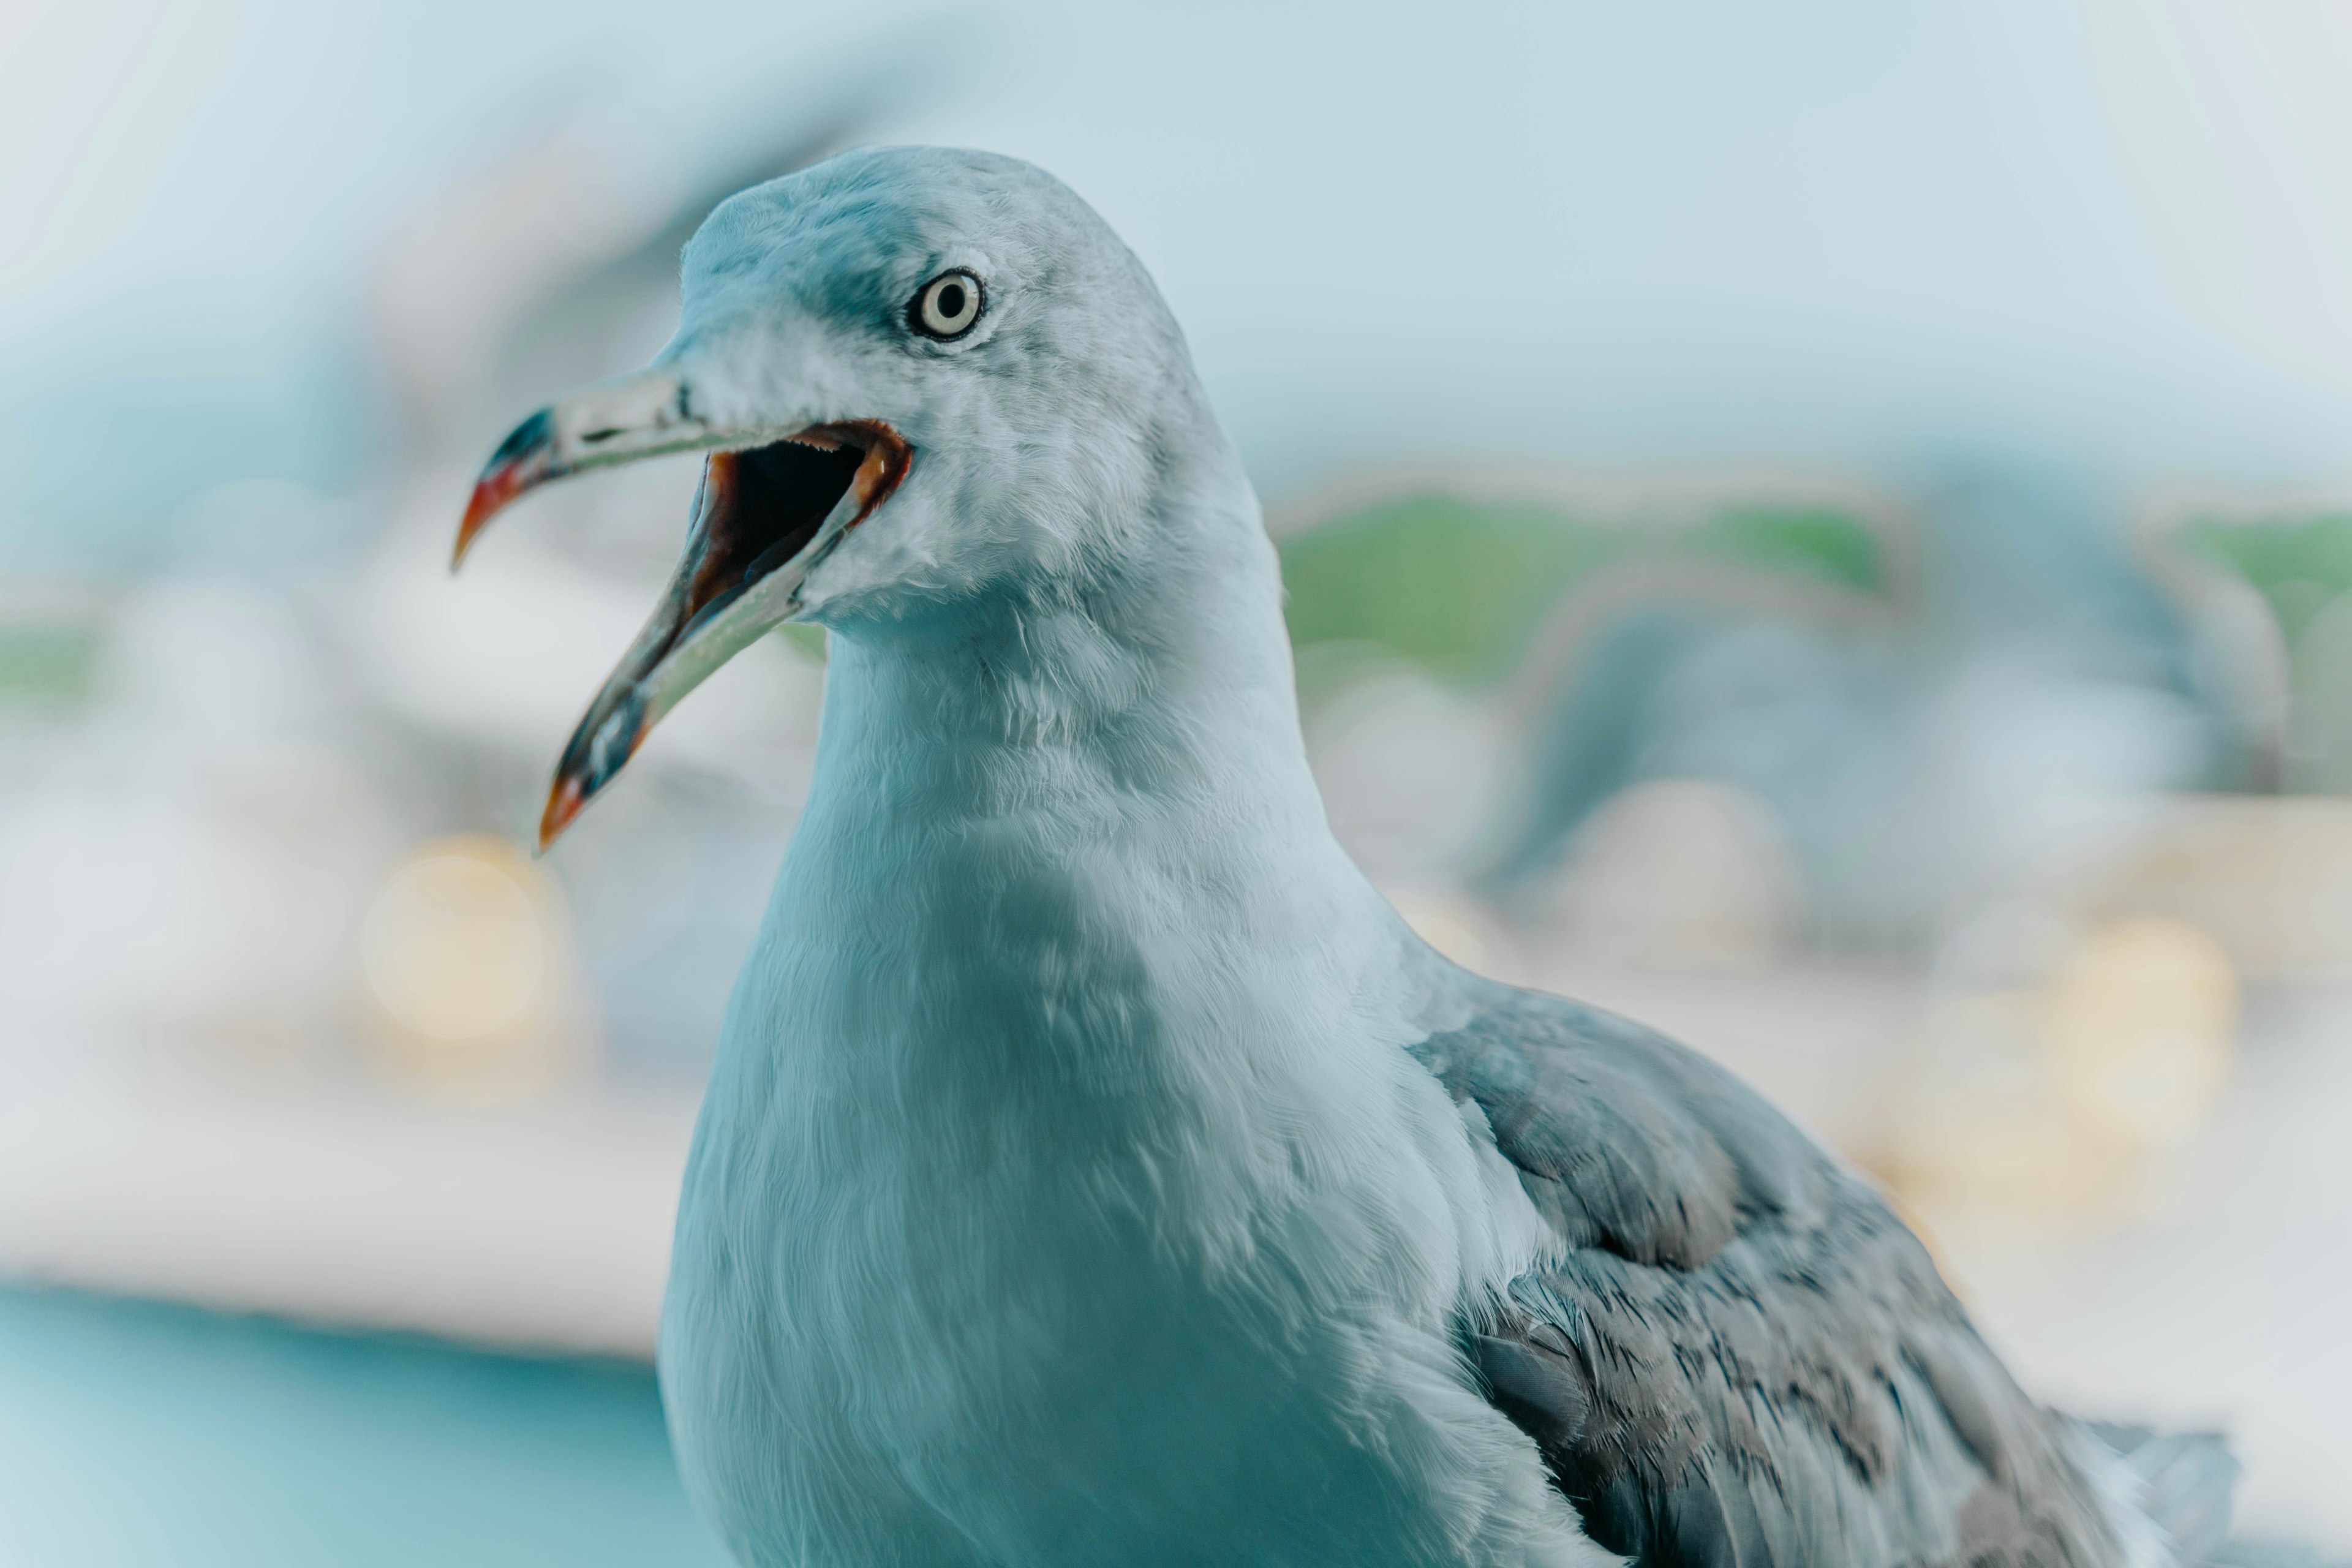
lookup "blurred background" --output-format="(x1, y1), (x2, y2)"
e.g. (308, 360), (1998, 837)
(6, 0), (2352, 1561)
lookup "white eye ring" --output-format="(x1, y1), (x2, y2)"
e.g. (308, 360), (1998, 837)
(911, 270), (983, 339)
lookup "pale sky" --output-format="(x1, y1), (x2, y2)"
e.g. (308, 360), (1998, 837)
(8, 0), (2352, 565)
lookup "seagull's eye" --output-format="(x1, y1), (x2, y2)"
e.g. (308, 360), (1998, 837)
(910, 270), (984, 341)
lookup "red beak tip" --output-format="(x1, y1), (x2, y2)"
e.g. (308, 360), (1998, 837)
(455, 462), (534, 570)
(451, 518), (484, 573)
(538, 777), (587, 851)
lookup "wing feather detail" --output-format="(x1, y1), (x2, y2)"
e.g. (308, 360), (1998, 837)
(1415, 982), (2128, 1567)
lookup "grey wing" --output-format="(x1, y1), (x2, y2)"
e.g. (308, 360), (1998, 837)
(1412, 980), (2135, 1568)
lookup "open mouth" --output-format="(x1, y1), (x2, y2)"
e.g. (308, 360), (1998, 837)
(532, 420), (910, 846)
(669, 421), (912, 650)
(453, 380), (915, 848)
(535, 416), (913, 844)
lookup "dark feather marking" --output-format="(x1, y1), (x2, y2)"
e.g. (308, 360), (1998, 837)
(1472, 1329), (1593, 1447)
(1414, 981), (2132, 1568)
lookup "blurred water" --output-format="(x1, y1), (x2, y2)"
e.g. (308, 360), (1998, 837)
(0, 1287), (725, 1568)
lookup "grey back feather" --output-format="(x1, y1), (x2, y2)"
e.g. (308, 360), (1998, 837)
(1412, 979), (2148, 1567)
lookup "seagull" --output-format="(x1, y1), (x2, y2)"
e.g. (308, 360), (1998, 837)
(454, 147), (2254, 1568)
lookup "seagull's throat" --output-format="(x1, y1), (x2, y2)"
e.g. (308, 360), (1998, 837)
(679, 420), (913, 636)
(823, 532), (1322, 839)
(682, 438), (866, 632)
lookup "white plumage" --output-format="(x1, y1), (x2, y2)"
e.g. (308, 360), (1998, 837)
(456, 146), (2253, 1568)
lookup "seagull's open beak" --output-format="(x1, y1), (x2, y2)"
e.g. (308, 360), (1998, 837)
(453, 367), (911, 848)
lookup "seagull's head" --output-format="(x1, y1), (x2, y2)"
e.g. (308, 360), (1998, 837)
(454, 146), (1219, 846)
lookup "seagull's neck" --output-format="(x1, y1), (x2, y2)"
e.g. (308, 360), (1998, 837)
(809, 466), (1334, 887)
(835, 573), (1314, 826)
(738, 461), (1409, 1102)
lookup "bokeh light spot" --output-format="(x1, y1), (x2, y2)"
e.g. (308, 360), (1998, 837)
(361, 840), (547, 1044)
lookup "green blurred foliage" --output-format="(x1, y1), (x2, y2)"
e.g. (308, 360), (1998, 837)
(1276, 491), (1891, 691)
(1278, 497), (1624, 686)
(0, 625), (102, 702)
(2182, 513), (2352, 643)
(771, 622), (829, 663)
(1685, 505), (1888, 597)
(2184, 511), (2352, 790)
